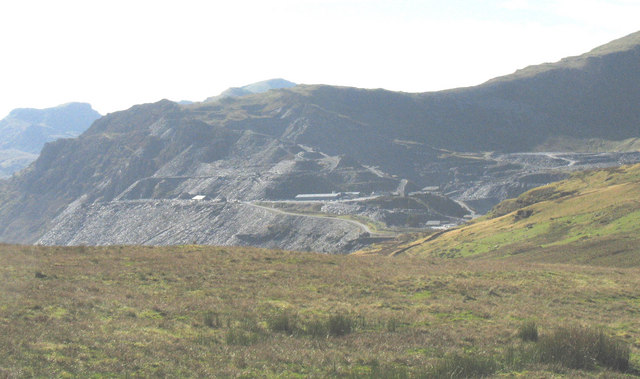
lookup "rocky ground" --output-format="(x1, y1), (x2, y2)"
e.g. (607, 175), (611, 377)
(440, 151), (640, 213)
(35, 151), (640, 254)
(37, 200), (366, 254)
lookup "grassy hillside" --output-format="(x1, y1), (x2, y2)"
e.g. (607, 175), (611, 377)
(1, 244), (639, 377)
(365, 163), (640, 267)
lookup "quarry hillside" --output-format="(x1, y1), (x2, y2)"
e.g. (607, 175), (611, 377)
(360, 163), (640, 267)
(1, 31), (640, 252)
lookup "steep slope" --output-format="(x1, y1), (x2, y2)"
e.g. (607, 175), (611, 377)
(372, 163), (640, 267)
(0, 150), (38, 179)
(0, 103), (101, 177)
(0, 100), (398, 251)
(278, 30), (640, 154)
(1, 32), (640, 251)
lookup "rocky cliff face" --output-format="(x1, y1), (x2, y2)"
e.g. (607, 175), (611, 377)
(37, 200), (365, 253)
(1, 32), (640, 252)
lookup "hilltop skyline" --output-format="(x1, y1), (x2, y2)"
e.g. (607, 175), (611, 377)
(1, 0), (638, 118)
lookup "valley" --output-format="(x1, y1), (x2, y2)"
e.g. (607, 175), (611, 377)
(13, 157), (640, 377)
(1, 31), (640, 251)
(5, 160), (640, 377)
(0, 27), (640, 378)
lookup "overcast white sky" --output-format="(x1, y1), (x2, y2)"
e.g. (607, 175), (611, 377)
(0, 0), (638, 118)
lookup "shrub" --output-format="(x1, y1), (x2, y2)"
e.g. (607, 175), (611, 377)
(534, 325), (629, 371)
(386, 317), (400, 332)
(428, 352), (498, 378)
(267, 310), (298, 335)
(203, 311), (221, 328)
(348, 361), (410, 378)
(327, 313), (354, 337)
(593, 329), (631, 372)
(517, 320), (538, 342)
(302, 318), (328, 338)
(369, 364), (410, 379)
(224, 329), (259, 346)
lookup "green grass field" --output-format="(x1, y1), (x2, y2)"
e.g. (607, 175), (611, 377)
(361, 164), (640, 269)
(1, 244), (639, 377)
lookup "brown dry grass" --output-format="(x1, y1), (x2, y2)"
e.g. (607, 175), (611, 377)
(0, 243), (639, 377)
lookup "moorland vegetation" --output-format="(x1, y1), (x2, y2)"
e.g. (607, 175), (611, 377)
(0, 242), (638, 377)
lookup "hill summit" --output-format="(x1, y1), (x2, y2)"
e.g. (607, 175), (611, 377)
(1, 32), (640, 252)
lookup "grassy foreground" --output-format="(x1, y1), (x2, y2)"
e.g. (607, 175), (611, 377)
(1, 244), (639, 377)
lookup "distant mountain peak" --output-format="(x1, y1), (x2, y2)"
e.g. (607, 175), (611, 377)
(6, 102), (96, 122)
(205, 78), (296, 102)
(0, 102), (101, 177)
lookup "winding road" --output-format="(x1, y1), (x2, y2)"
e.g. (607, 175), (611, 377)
(544, 153), (577, 167)
(241, 201), (378, 235)
(453, 199), (478, 219)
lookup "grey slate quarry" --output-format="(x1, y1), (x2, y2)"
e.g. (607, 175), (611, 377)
(3, 32), (640, 253)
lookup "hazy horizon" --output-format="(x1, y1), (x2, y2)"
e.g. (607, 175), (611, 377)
(1, 0), (638, 118)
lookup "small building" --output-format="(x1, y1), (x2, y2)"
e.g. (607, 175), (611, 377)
(294, 193), (342, 201)
(426, 220), (442, 227)
(192, 195), (207, 201)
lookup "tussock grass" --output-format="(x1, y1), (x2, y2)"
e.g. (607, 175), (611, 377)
(428, 352), (498, 378)
(203, 311), (222, 328)
(267, 310), (359, 337)
(0, 244), (638, 377)
(267, 310), (298, 335)
(327, 313), (355, 336)
(535, 325), (630, 371)
(517, 320), (539, 342)
(226, 328), (265, 346)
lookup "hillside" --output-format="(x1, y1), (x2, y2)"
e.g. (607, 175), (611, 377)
(365, 163), (640, 267)
(0, 103), (101, 177)
(0, 244), (638, 377)
(1, 32), (640, 250)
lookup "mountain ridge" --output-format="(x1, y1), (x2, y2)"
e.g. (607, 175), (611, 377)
(1, 32), (640, 251)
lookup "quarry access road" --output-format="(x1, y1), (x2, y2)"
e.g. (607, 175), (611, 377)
(543, 153), (577, 167)
(241, 201), (379, 235)
(453, 199), (478, 219)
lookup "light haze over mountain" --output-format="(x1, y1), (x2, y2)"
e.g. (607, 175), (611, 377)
(2, 1), (639, 119)
(204, 79), (297, 102)
(0, 103), (100, 178)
